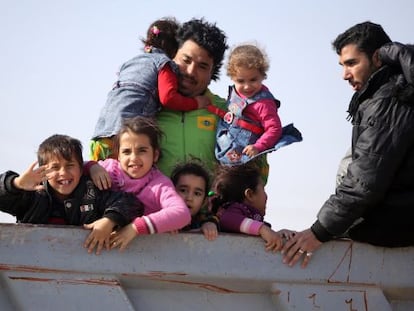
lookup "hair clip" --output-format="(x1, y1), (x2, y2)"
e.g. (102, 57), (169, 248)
(152, 26), (160, 36)
(208, 191), (215, 197)
(144, 45), (152, 53)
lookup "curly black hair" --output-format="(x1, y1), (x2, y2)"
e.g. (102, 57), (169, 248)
(176, 18), (228, 81)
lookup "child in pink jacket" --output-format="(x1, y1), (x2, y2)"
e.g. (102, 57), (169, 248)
(86, 116), (191, 250)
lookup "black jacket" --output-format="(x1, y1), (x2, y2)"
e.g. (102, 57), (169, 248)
(0, 171), (143, 227)
(312, 43), (414, 247)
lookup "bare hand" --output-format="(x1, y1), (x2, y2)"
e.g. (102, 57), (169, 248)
(243, 145), (259, 158)
(90, 163), (112, 190)
(281, 228), (322, 268)
(277, 228), (297, 241)
(109, 223), (138, 252)
(83, 217), (115, 255)
(13, 161), (51, 191)
(259, 225), (283, 252)
(201, 222), (218, 241)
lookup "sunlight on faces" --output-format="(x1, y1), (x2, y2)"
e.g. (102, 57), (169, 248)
(175, 174), (206, 216)
(44, 155), (82, 200)
(339, 44), (381, 92)
(232, 67), (265, 98)
(117, 130), (159, 179)
(173, 40), (214, 97)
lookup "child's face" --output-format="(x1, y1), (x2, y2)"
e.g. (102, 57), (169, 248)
(232, 67), (265, 98)
(44, 154), (82, 200)
(245, 178), (268, 216)
(175, 174), (206, 216)
(118, 131), (159, 179)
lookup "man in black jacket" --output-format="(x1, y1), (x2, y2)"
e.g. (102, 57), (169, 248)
(282, 21), (414, 267)
(0, 134), (143, 255)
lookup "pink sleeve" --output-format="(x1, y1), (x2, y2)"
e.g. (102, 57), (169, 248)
(145, 180), (191, 233)
(97, 159), (123, 190)
(239, 218), (264, 235)
(220, 206), (263, 235)
(252, 99), (282, 152)
(133, 216), (151, 234)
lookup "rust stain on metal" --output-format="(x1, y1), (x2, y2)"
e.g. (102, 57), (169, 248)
(364, 290), (368, 311)
(307, 293), (321, 309)
(345, 298), (359, 311)
(0, 264), (76, 274)
(8, 276), (120, 286)
(327, 242), (353, 283)
(328, 289), (368, 311)
(152, 278), (238, 293)
(146, 271), (188, 277)
(140, 271), (254, 293)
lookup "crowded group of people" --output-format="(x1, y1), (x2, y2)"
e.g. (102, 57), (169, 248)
(1, 17), (413, 268)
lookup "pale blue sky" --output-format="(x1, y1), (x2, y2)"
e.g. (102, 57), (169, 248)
(1, 1), (413, 229)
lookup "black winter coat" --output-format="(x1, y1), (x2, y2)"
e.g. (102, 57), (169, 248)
(312, 43), (414, 247)
(0, 171), (143, 227)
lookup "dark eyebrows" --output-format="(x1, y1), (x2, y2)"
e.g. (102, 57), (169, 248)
(341, 58), (357, 67)
(194, 186), (205, 193)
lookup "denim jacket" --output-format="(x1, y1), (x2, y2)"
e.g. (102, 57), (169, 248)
(93, 48), (175, 139)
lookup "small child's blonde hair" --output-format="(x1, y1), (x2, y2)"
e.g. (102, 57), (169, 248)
(226, 43), (269, 79)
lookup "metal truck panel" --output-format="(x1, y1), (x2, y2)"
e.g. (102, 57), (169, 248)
(0, 223), (413, 310)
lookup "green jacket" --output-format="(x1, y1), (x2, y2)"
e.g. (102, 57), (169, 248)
(157, 89), (226, 177)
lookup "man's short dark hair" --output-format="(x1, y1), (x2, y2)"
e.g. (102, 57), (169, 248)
(332, 21), (391, 58)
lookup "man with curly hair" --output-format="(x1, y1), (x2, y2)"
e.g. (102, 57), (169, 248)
(156, 18), (232, 176)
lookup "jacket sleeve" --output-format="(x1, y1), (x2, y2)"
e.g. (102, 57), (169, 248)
(252, 98), (282, 152)
(158, 64), (199, 111)
(142, 180), (191, 233)
(379, 42), (414, 84)
(313, 92), (414, 241)
(98, 190), (144, 228)
(219, 204), (263, 235)
(0, 171), (32, 217)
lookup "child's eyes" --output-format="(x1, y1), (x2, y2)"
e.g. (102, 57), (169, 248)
(48, 163), (75, 171)
(177, 188), (187, 194)
(121, 149), (148, 155)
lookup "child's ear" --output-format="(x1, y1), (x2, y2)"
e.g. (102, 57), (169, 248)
(153, 149), (160, 163)
(244, 188), (254, 201)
